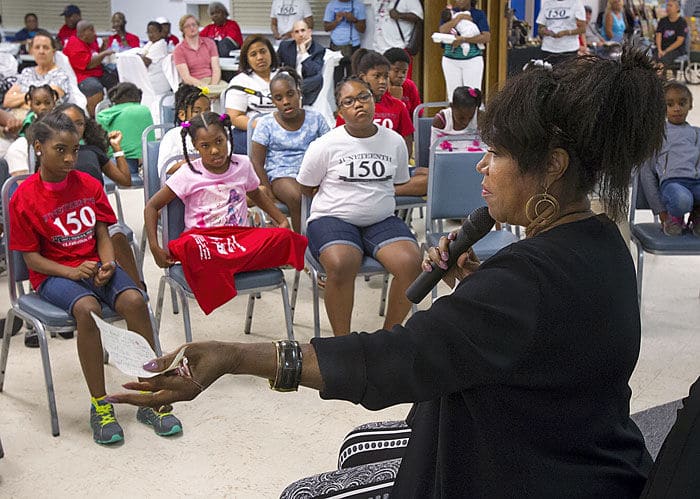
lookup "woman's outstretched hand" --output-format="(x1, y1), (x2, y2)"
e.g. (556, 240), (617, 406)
(422, 229), (481, 288)
(106, 341), (235, 408)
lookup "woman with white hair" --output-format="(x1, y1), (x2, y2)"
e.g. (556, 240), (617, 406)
(200, 2), (243, 57)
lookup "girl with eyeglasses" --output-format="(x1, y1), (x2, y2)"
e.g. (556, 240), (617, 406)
(296, 77), (422, 336)
(336, 49), (414, 156)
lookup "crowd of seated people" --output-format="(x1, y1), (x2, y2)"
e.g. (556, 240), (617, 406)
(0, 1), (470, 352)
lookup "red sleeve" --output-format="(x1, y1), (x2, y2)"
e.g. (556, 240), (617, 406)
(9, 187), (40, 252)
(200, 24), (214, 38)
(335, 114), (346, 127)
(63, 39), (91, 71)
(127, 33), (141, 48)
(226, 21), (243, 47)
(90, 178), (118, 225)
(404, 80), (421, 117)
(396, 101), (415, 137)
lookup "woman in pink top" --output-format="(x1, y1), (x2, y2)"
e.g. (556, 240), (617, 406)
(172, 14), (227, 94)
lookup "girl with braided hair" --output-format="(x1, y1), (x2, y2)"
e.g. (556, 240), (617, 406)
(145, 111), (291, 269)
(6, 84), (60, 177)
(250, 67), (330, 232)
(157, 83), (211, 175)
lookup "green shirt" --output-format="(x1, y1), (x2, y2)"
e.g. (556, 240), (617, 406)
(96, 102), (154, 159)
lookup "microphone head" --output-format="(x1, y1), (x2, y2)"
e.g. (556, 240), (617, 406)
(462, 206), (495, 240)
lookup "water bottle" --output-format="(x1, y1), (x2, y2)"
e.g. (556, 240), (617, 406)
(110, 38), (120, 53)
(167, 40), (175, 53)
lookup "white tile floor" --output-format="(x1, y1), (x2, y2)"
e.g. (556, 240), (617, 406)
(0, 91), (699, 498)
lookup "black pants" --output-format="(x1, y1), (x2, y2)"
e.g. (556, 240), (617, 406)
(640, 376), (700, 498)
(331, 43), (360, 87)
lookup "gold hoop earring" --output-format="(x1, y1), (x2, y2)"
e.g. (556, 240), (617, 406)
(525, 187), (560, 227)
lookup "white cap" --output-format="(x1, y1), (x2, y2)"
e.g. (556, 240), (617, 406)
(155, 17), (170, 24)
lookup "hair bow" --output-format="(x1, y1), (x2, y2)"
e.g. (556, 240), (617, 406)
(181, 121), (191, 128)
(219, 113), (227, 122)
(523, 59), (553, 71)
(199, 86), (210, 96)
(467, 87), (478, 98)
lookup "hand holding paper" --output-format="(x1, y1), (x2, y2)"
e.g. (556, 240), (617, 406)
(91, 312), (186, 378)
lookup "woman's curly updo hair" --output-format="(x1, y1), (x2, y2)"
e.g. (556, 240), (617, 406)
(479, 48), (666, 220)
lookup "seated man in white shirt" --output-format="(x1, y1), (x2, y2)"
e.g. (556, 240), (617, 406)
(277, 20), (325, 105)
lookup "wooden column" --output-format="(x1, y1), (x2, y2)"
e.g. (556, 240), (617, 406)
(420, 1), (509, 104)
(422, 1), (448, 105)
(484, 1), (509, 95)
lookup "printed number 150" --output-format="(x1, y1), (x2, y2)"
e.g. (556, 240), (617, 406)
(348, 160), (386, 178)
(53, 207), (96, 236)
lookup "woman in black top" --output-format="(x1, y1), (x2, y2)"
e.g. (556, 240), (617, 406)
(107, 49), (666, 497)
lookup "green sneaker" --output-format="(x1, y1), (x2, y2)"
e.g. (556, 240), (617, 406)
(136, 407), (183, 436)
(90, 398), (124, 445)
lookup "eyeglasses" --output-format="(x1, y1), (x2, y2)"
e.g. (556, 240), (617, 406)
(339, 92), (373, 109)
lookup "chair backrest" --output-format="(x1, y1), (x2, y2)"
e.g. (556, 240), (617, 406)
(161, 54), (181, 93)
(2, 175), (31, 305)
(426, 139), (486, 230)
(0, 52), (17, 78)
(95, 98), (111, 115)
(246, 112), (261, 154)
(142, 123), (174, 205)
(117, 52), (164, 124)
(305, 49), (342, 128)
(54, 51), (88, 111)
(159, 167), (186, 246)
(159, 93), (176, 126)
(629, 171), (651, 225)
(413, 101), (449, 169)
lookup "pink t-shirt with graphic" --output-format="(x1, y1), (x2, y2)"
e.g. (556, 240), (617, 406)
(166, 155), (260, 231)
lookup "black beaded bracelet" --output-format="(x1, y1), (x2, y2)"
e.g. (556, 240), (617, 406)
(269, 340), (303, 392)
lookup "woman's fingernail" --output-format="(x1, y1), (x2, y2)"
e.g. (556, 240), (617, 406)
(441, 251), (449, 260)
(104, 396), (117, 403)
(438, 262), (448, 270)
(143, 360), (159, 371)
(422, 263), (431, 271)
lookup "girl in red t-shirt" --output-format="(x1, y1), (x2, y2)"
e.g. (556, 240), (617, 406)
(9, 111), (182, 445)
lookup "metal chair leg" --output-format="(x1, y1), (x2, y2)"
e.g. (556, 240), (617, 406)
(279, 281), (294, 340)
(0, 309), (15, 390)
(379, 274), (390, 317)
(244, 295), (255, 334)
(309, 268), (321, 338)
(155, 276), (167, 332)
(35, 321), (59, 436)
(179, 288), (193, 343)
(636, 245), (645, 306)
(290, 270), (301, 322)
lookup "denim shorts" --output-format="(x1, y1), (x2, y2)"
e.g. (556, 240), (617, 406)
(307, 215), (416, 261)
(38, 265), (140, 315)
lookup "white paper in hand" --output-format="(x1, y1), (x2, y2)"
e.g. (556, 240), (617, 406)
(91, 312), (160, 378)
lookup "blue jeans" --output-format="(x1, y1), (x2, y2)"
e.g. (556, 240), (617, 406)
(660, 178), (700, 218)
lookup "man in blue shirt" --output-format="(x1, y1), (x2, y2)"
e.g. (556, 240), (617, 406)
(13, 13), (39, 42)
(323, 0), (366, 84)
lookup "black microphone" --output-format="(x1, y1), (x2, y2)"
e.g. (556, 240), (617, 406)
(406, 206), (495, 304)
